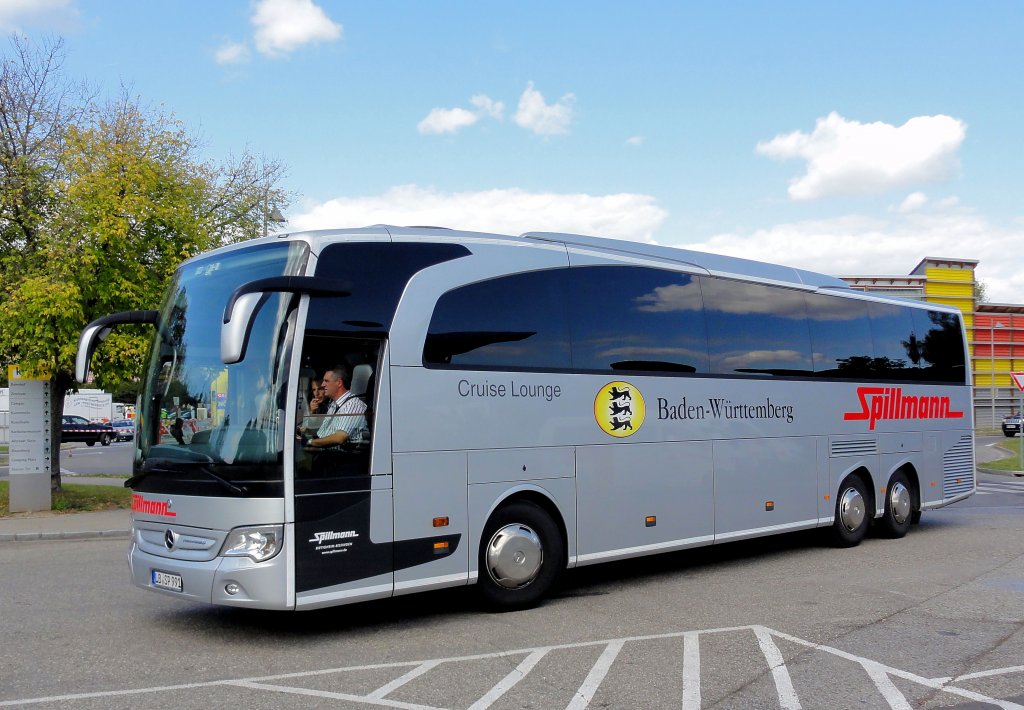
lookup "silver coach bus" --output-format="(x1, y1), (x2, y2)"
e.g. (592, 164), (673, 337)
(76, 226), (975, 611)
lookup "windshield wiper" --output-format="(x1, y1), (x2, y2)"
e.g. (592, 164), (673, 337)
(125, 466), (248, 496)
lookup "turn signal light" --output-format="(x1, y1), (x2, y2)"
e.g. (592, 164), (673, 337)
(765, 501), (775, 511)
(432, 517), (449, 528)
(645, 516), (657, 527)
(433, 541), (449, 555)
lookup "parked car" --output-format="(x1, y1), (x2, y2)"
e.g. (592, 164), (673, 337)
(111, 419), (135, 442)
(1002, 413), (1022, 437)
(61, 415), (115, 446)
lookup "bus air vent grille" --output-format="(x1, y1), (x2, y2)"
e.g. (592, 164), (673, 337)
(942, 434), (974, 497)
(829, 439), (877, 457)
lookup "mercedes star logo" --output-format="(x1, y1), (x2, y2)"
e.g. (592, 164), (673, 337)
(164, 529), (177, 550)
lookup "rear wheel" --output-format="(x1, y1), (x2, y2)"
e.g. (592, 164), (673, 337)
(85, 440), (95, 447)
(478, 501), (564, 611)
(878, 471), (915, 538)
(832, 475), (870, 547)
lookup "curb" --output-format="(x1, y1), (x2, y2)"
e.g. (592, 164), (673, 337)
(977, 466), (1024, 478)
(0, 529), (130, 543)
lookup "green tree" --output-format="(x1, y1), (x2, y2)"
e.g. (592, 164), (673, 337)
(0, 37), (289, 491)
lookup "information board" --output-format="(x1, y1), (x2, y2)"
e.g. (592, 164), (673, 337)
(7, 366), (52, 512)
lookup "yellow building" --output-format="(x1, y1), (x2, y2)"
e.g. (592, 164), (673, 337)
(842, 257), (1015, 429)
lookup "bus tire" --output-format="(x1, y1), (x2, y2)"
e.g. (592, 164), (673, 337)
(100, 433), (111, 446)
(478, 501), (564, 611)
(832, 475), (870, 548)
(878, 471), (914, 539)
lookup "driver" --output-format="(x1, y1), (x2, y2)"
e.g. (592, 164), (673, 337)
(303, 365), (367, 448)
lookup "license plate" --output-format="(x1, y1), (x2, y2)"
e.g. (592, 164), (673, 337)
(152, 570), (183, 592)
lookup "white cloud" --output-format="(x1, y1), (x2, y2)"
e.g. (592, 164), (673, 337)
(757, 112), (966, 200)
(513, 82), (575, 136)
(626, 136), (644, 146)
(214, 41), (250, 65)
(470, 94), (504, 119)
(417, 108), (480, 135)
(289, 185), (667, 242)
(0, 0), (78, 31)
(683, 210), (1023, 302)
(896, 191), (928, 213)
(417, 94), (504, 135)
(251, 0), (342, 57)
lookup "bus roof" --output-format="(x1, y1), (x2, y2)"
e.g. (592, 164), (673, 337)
(279, 224), (853, 291)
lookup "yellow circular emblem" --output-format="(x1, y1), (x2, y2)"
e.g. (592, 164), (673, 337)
(594, 381), (645, 437)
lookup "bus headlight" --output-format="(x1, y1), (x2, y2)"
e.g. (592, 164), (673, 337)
(220, 525), (284, 562)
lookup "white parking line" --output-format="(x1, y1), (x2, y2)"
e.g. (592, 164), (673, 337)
(366, 660), (443, 700)
(565, 640), (623, 710)
(467, 648), (549, 710)
(681, 631), (702, 710)
(753, 626), (801, 709)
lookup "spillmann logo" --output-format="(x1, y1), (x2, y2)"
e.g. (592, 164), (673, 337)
(595, 381), (645, 437)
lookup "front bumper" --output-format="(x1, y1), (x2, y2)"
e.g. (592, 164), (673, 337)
(128, 539), (291, 610)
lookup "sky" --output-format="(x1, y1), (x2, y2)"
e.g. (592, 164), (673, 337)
(5, 1), (1024, 301)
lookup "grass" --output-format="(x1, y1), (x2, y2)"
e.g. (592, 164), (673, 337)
(0, 480), (132, 517)
(982, 436), (1024, 472)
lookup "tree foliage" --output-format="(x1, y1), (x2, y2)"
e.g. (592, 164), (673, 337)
(0, 35), (290, 489)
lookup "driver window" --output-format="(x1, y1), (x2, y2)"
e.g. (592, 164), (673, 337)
(294, 336), (379, 491)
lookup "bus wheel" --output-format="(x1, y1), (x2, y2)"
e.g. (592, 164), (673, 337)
(100, 433), (111, 446)
(478, 501), (564, 611)
(878, 471), (914, 539)
(832, 476), (869, 547)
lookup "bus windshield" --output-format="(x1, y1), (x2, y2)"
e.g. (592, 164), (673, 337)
(134, 241), (309, 497)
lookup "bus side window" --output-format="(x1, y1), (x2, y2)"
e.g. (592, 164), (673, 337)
(423, 270), (571, 370)
(702, 277), (814, 377)
(568, 265), (709, 374)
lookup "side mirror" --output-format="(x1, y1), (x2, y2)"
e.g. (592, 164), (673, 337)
(221, 276), (350, 365)
(77, 310), (160, 382)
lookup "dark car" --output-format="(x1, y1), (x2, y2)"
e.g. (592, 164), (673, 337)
(111, 419), (135, 442)
(1002, 414), (1022, 437)
(61, 415), (115, 446)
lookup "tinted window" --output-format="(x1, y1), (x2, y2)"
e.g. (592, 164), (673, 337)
(806, 293), (874, 378)
(911, 308), (967, 383)
(702, 278), (813, 376)
(568, 266), (708, 373)
(310, 242), (469, 333)
(424, 270), (571, 369)
(867, 302), (916, 379)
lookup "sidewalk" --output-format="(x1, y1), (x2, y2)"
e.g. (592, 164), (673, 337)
(0, 508), (131, 542)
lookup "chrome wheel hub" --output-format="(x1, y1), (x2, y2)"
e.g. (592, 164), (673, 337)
(839, 487), (865, 532)
(485, 523), (543, 589)
(889, 482), (911, 524)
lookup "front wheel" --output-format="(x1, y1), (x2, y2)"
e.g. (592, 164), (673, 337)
(100, 433), (111, 446)
(832, 475), (870, 547)
(85, 440), (95, 447)
(478, 501), (564, 611)
(878, 471), (915, 539)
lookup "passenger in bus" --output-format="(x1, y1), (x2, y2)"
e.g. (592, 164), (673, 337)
(309, 377), (329, 415)
(303, 365), (368, 448)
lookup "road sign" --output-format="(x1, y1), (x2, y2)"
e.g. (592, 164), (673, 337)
(1012, 372), (1024, 392)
